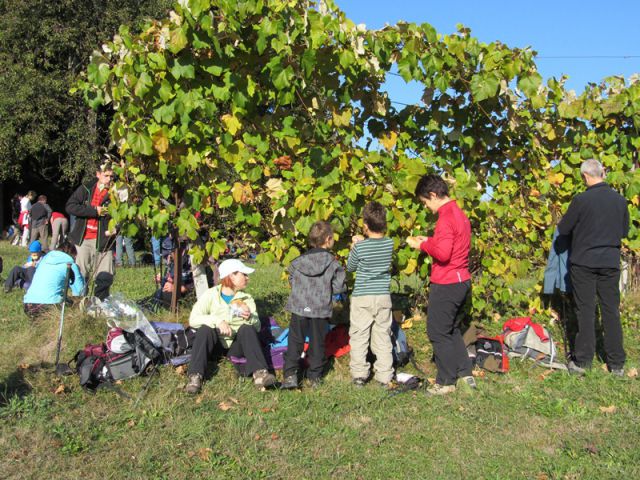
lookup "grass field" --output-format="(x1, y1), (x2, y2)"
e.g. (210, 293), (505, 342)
(1, 241), (639, 479)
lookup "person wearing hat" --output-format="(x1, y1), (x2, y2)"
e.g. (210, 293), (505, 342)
(185, 258), (276, 394)
(65, 160), (115, 300)
(3, 240), (44, 293)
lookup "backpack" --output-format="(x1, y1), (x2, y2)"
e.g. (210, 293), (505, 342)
(474, 335), (509, 373)
(73, 330), (162, 391)
(391, 320), (413, 368)
(502, 317), (567, 370)
(149, 321), (195, 365)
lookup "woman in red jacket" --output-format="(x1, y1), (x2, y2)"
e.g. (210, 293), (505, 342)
(407, 174), (476, 395)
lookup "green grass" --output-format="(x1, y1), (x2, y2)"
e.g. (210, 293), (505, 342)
(1, 241), (639, 479)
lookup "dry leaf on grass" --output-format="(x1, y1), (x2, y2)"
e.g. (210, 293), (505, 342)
(538, 369), (555, 381)
(260, 407), (273, 413)
(198, 448), (212, 461)
(175, 365), (188, 375)
(270, 433), (279, 440)
(426, 377), (436, 385)
(599, 405), (617, 414)
(601, 363), (609, 372)
(127, 420), (135, 427)
(195, 396), (204, 405)
(472, 369), (485, 378)
(218, 401), (233, 411)
(627, 367), (638, 378)
(254, 434), (261, 441)
(228, 397), (240, 404)
(536, 473), (549, 480)
(18, 363), (31, 370)
(53, 384), (66, 395)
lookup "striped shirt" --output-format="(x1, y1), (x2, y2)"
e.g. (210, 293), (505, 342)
(347, 237), (394, 296)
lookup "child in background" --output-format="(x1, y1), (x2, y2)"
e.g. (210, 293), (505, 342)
(3, 240), (43, 293)
(347, 202), (395, 387)
(282, 221), (346, 389)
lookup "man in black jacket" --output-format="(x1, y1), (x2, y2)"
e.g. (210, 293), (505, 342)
(66, 162), (115, 300)
(558, 159), (630, 376)
(29, 195), (52, 250)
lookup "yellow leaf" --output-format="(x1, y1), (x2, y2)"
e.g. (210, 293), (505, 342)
(332, 108), (351, 127)
(380, 131), (398, 151)
(599, 405), (617, 414)
(221, 114), (241, 135)
(53, 384), (67, 395)
(627, 367), (638, 378)
(402, 258), (418, 275)
(218, 401), (233, 411)
(548, 172), (565, 185)
(152, 131), (169, 154)
(631, 195), (639, 206)
(265, 178), (285, 199)
(198, 448), (213, 461)
(231, 182), (244, 203)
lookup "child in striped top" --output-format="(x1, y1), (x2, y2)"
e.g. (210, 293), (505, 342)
(347, 201), (395, 387)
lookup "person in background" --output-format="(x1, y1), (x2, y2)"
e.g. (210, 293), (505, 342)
(115, 234), (136, 267)
(185, 259), (276, 394)
(29, 195), (52, 250)
(282, 221), (346, 389)
(66, 160), (115, 300)
(4, 240), (44, 293)
(557, 159), (630, 376)
(49, 211), (69, 250)
(23, 241), (84, 318)
(19, 190), (36, 247)
(407, 174), (476, 396)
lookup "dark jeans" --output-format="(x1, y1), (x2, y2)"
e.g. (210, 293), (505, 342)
(283, 314), (328, 380)
(188, 324), (268, 377)
(427, 281), (473, 386)
(570, 265), (625, 369)
(4, 266), (36, 291)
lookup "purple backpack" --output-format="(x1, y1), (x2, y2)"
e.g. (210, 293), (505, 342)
(229, 317), (288, 374)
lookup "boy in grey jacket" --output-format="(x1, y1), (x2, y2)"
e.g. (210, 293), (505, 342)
(282, 221), (346, 389)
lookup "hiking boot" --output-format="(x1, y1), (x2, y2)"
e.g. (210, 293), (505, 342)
(567, 360), (586, 376)
(425, 383), (456, 396)
(610, 367), (625, 377)
(352, 377), (368, 388)
(253, 369), (276, 389)
(281, 375), (299, 390)
(185, 373), (203, 395)
(458, 376), (477, 389)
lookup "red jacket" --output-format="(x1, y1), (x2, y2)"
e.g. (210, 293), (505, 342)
(420, 200), (471, 284)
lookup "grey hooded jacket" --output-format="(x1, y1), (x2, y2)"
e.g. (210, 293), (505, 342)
(285, 248), (346, 319)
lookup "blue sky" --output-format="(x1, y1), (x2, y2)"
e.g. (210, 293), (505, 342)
(338, 0), (640, 105)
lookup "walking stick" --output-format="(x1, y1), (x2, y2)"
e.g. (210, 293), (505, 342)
(54, 263), (73, 376)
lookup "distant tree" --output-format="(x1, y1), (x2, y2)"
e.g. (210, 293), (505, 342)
(0, 0), (172, 185)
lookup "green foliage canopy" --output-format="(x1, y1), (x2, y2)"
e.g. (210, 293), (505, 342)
(81, 0), (640, 317)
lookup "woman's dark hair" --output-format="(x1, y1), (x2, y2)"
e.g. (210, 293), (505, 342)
(414, 174), (449, 199)
(57, 240), (77, 257)
(308, 221), (334, 248)
(363, 201), (387, 233)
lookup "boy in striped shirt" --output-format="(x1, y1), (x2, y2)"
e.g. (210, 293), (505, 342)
(347, 201), (394, 387)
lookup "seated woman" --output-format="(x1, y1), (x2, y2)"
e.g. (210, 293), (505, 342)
(185, 259), (276, 394)
(23, 241), (85, 317)
(4, 240), (44, 293)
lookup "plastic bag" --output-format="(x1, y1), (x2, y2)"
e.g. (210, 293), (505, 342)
(101, 293), (162, 347)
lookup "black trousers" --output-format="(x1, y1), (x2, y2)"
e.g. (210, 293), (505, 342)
(188, 324), (268, 377)
(426, 281), (472, 386)
(4, 266), (36, 291)
(570, 265), (625, 369)
(283, 314), (328, 380)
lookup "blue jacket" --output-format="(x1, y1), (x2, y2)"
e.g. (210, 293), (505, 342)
(23, 251), (85, 304)
(543, 228), (571, 295)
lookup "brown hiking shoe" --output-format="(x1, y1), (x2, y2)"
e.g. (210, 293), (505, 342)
(425, 383), (456, 396)
(185, 373), (203, 395)
(253, 369), (276, 389)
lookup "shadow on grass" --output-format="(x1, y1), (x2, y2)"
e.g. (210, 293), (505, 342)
(0, 367), (34, 407)
(255, 292), (288, 319)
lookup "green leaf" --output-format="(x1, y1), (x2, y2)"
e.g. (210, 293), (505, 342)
(134, 72), (153, 98)
(169, 26), (188, 54)
(127, 131), (153, 155)
(171, 58), (195, 80)
(273, 65), (294, 90)
(470, 72), (500, 102)
(517, 72), (542, 98)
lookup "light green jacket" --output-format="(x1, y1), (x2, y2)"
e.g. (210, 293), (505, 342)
(189, 285), (260, 348)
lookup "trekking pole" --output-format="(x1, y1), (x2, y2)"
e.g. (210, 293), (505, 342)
(54, 263), (73, 376)
(133, 363), (159, 407)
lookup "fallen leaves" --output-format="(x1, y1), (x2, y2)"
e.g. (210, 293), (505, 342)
(53, 384), (67, 395)
(538, 369), (555, 381)
(218, 401), (233, 411)
(599, 405), (617, 414)
(175, 364), (188, 375)
(187, 448), (213, 461)
(627, 367), (638, 378)
(471, 369), (485, 378)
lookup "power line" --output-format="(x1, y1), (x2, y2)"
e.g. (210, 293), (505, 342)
(537, 55), (640, 59)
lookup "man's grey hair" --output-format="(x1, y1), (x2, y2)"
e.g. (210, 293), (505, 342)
(580, 159), (605, 179)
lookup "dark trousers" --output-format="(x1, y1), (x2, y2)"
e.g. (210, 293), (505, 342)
(188, 324), (268, 377)
(283, 314), (328, 380)
(570, 265), (625, 369)
(4, 266), (36, 291)
(427, 281), (472, 386)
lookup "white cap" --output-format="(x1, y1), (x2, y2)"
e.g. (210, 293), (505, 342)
(218, 259), (255, 280)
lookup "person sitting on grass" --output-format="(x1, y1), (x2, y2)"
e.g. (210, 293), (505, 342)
(281, 221), (346, 390)
(185, 258), (276, 394)
(23, 241), (85, 318)
(4, 240), (44, 293)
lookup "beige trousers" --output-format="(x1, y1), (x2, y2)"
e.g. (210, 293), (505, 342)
(349, 294), (394, 383)
(75, 238), (114, 283)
